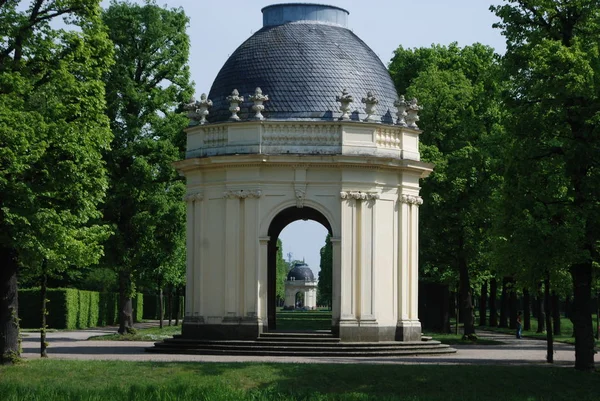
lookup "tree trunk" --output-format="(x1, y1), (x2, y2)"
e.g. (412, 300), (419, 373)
(565, 295), (572, 319)
(40, 260), (48, 358)
(174, 286), (180, 326)
(570, 263), (595, 371)
(552, 292), (561, 336)
(499, 277), (509, 328)
(458, 251), (475, 336)
(118, 271), (134, 335)
(509, 285), (518, 330)
(596, 292), (599, 340)
(523, 289), (531, 331)
(544, 275), (553, 363)
(536, 282), (546, 333)
(0, 247), (19, 364)
(479, 281), (487, 327)
(159, 285), (164, 329)
(489, 278), (498, 327)
(167, 285), (172, 327)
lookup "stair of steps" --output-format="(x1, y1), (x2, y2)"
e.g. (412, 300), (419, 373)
(147, 331), (456, 357)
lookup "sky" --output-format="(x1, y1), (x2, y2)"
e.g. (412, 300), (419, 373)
(99, 0), (508, 276)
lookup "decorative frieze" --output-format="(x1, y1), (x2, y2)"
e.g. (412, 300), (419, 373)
(400, 194), (423, 205)
(227, 89), (244, 121)
(203, 125), (227, 148)
(361, 92), (379, 123)
(340, 191), (380, 200)
(336, 89), (354, 121)
(249, 87), (269, 120)
(223, 190), (263, 199)
(262, 123), (341, 146)
(376, 127), (401, 149)
(183, 193), (204, 203)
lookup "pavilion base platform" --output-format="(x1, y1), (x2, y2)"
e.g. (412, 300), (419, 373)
(147, 331), (456, 357)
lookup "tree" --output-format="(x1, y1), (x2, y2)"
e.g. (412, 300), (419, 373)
(317, 234), (332, 308)
(491, 0), (600, 371)
(0, 0), (113, 363)
(275, 239), (288, 305)
(100, 0), (193, 334)
(389, 43), (504, 336)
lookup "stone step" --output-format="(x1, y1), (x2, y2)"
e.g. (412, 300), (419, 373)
(153, 341), (450, 351)
(147, 345), (455, 357)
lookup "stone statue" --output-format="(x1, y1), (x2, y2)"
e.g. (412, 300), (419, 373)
(226, 89), (244, 121)
(249, 87), (269, 120)
(394, 95), (408, 127)
(336, 88), (354, 121)
(361, 91), (379, 122)
(405, 97), (422, 129)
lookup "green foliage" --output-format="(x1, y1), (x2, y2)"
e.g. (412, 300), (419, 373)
(389, 43), (504, 285)
(275, 239), (289, 302)
(0, 0), (114, 274)
(18, 289), (142, 329)
(100, 0), (193, 320)
(142, 294), (184, 320)
(317, 234), (332, 307)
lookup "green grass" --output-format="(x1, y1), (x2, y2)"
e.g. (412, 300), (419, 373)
(89, 325), (182, 341)
(275, 310), (332, 331)
(0, 360), (599, 400)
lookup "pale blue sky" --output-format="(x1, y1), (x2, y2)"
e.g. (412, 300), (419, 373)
(100, 0), (508, 275)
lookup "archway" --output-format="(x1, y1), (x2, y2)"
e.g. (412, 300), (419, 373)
(267, 206), (332, 331)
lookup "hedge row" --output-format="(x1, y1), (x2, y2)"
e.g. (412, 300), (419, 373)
(143, 294), (184, 320)
(19, 289), (143, 329)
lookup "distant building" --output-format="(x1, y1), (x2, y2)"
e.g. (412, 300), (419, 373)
(284, 263), (317, 310)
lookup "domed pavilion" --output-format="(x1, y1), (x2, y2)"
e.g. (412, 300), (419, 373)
(284, 263), (318, 310)
(176, 3), (432, 343)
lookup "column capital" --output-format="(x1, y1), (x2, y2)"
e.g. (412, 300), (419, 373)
(399, 194), (423, 206)
(340, 191), (380, 201)
(183, 192), (204, 203)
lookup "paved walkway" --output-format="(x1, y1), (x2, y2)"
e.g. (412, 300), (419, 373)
(21, 324), (584, 366)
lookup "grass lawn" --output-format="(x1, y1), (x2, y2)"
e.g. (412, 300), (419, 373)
(276, 310), (332, 331)
(1, 360), (599, 401)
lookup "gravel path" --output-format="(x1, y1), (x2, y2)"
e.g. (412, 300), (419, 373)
(21, 324), (584, 366)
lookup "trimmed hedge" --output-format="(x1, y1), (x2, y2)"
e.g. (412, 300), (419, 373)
(19, 289), (143, 329)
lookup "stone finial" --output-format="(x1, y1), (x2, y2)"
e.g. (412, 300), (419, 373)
(195, 93), (212, 125)
(405, 97), (422, 129)
(361, 91), (379, 122)
(226, 89), (244, 121)
(336, 89), (354, 121)
(184, 97), (200, 120)
(249, 87), (269, 120)
(394, 95), (408, 127)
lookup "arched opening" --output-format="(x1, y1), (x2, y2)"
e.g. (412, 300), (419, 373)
(295, 291), (304, 308)
(267, 206), (332, 331)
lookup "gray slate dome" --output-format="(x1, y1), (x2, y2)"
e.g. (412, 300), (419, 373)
(287, 263), (315, 281)
(207, 3), (398, 123)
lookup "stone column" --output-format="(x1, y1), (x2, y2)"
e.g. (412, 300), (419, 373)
(396, 193), (423, 341)
(330, 236), (342, 330)
(223, 194), (240, 319)
(338, 194), (358, 334)
(258, 236), (270, 324)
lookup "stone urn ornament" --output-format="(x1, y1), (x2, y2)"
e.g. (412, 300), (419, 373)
(394, 95), (408, 127)
(226, 89), (244, 121)
(196, 93), (213, 124)
(405, 97), (422, 129)
(361, 91), (379, 122)
(249, 87), (269, 120)
(336, 88), (354, 121)
(183, 97), (200, 120)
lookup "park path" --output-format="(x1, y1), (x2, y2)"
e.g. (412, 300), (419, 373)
(21, 323), (582, 366)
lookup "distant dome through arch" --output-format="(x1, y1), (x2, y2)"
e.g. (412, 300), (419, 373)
(287, 262), (316, 281)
